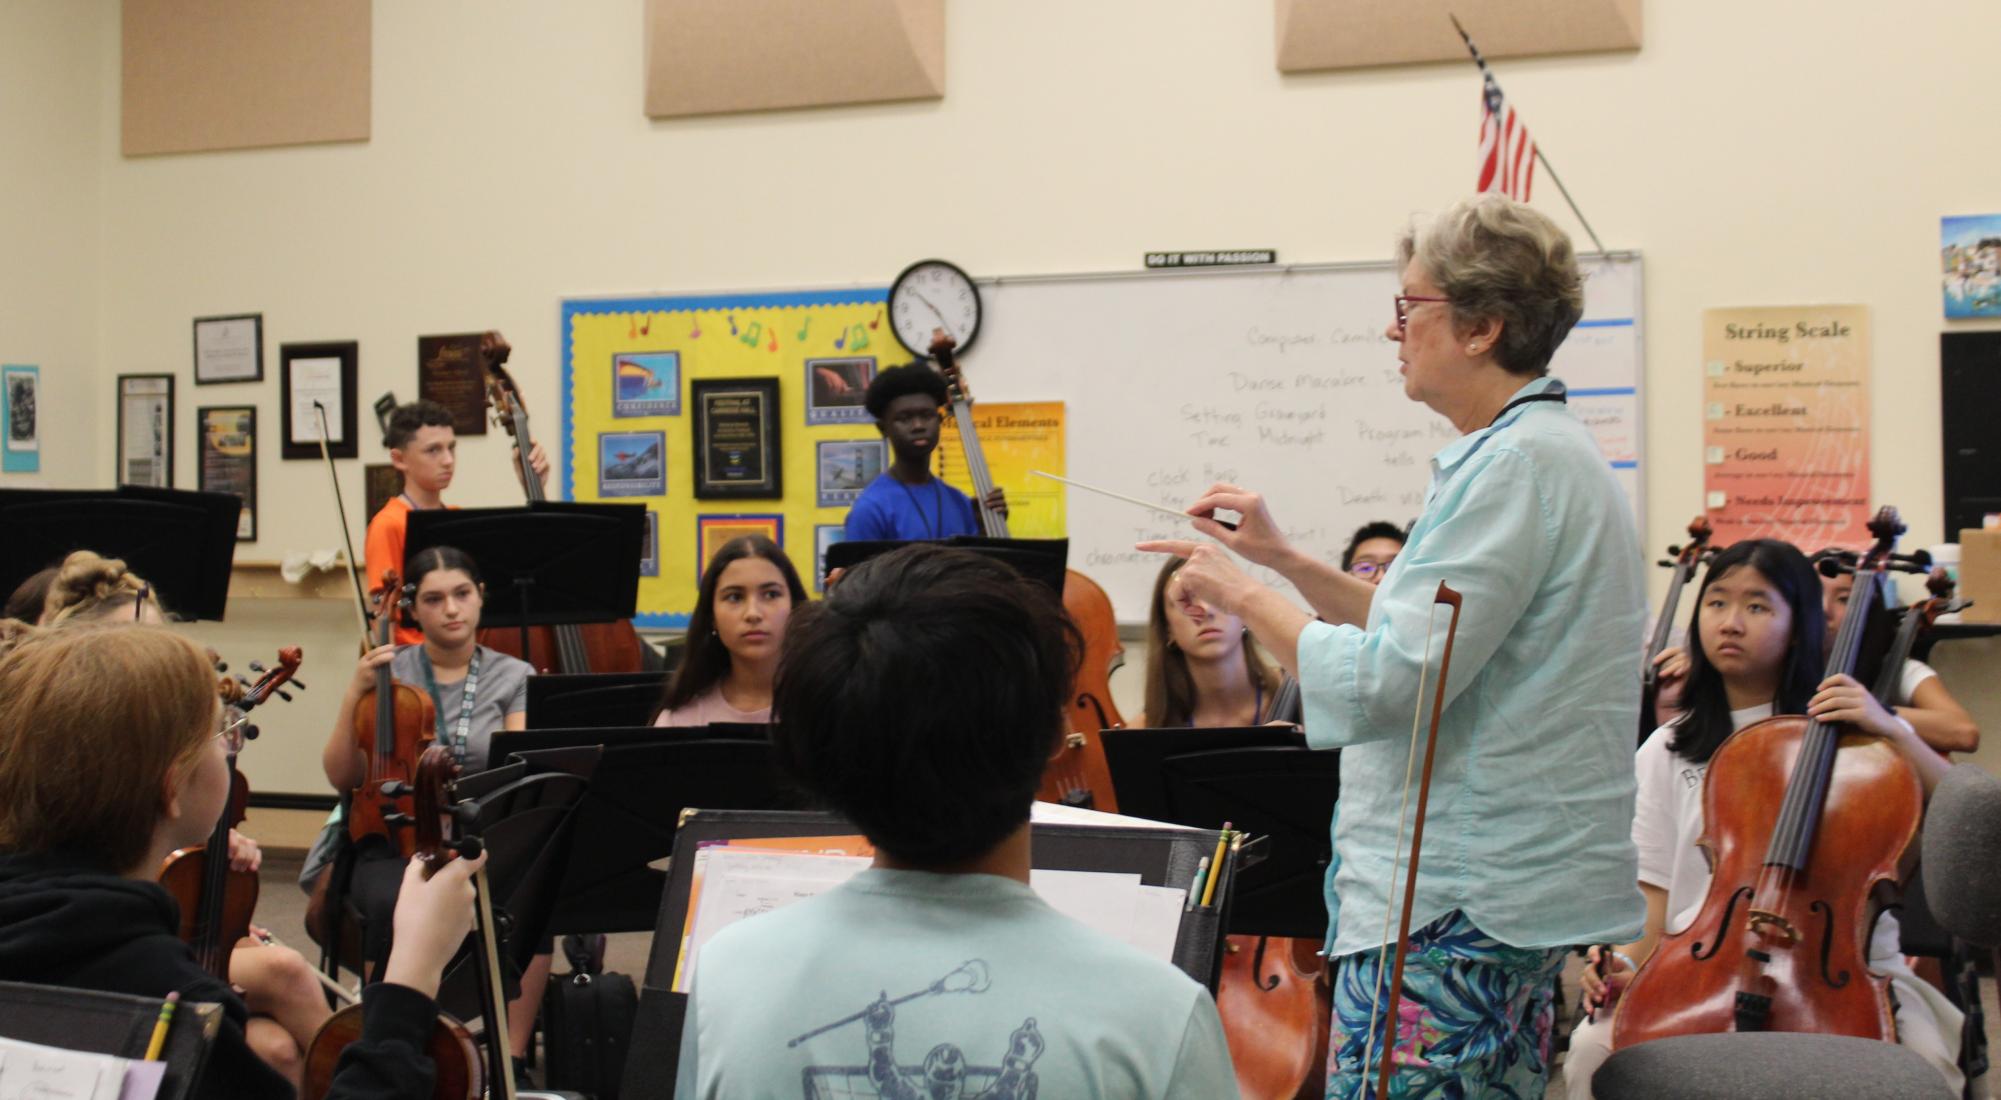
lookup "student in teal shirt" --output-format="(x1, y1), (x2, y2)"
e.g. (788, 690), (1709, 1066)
(1143, 194), (1645, 1098)
(674, 544), (1239, 1099)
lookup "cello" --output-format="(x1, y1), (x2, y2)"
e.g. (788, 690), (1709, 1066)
(303, 746), (488, 1100)
(477, 332), (651, 674)
(929, 331), (1125, 810)
(346, 573), (438, 858)
(160, 647), (302, 982)
(1612, 507), (1923, 1050)
(1637, 514), (1713, 742)
(1871, 567), (1967, 710)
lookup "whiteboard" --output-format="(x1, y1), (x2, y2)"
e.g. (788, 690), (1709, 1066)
(965, 255), (1644, 624)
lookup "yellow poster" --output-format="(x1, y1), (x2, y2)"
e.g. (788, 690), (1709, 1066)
(936, 401), (1068, 539)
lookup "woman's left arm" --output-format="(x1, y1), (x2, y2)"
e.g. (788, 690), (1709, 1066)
(1810, 674), (1948, 794)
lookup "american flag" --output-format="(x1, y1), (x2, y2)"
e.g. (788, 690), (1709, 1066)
(1478, 69), (1535, 200)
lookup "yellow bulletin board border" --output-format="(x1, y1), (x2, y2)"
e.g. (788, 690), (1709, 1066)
(561, 287), (893, 628)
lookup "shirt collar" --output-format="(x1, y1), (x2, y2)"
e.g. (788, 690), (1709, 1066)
(1430, 375), (1567, 479)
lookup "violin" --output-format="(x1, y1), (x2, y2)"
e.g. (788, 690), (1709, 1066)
(303, 746), (485, 1100)
(347, 573), (438, 858)
(1637, 514), (1712, 742)
(931, 331), (1126, 810)
(477, 332), (651, 674)
(159, 647), (302, 982)
(1612, 507), (1923, 1050)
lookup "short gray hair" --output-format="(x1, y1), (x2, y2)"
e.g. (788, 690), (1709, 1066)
(1396, 195), (1584, 377)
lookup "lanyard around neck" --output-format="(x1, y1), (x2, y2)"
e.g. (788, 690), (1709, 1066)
(896, 478), (943, 538)
(418, 647), (482, 764)
(1487, 389), (1566, 428)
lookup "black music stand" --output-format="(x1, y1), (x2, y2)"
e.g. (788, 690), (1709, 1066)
(1103, 726), (1338, 940)
(525, 671), (668, 729)
(0, 486), (241, 620)
(405, 503), (646, 656)
(621, 808), (1238, 1100)
(825, 536), (1068, 595)
(485, 725), (793, 935)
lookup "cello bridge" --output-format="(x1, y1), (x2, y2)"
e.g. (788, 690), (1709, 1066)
(1063, 731), (1086, 750)
(1745, 909), (1799, 945)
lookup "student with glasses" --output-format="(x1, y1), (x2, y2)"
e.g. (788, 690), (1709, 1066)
(1339, 521), (1406, 586)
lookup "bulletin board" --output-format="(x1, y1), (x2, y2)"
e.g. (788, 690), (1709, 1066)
(560, 288), (900, 627)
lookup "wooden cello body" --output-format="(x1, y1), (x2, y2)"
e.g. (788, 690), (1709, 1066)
(1612, 508), (1923, 1050)
(1215, 934), (1330, 1100)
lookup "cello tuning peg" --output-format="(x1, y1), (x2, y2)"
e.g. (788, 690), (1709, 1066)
(383, 812), (414, 828)
(453, 836), (485, 860)
(242, 724), (259, 742)
(1656, 559), (1674, 569)
(249, 661), (266, 672)
(214, 660), (229, 674)
(1665, 544), (1683, 557)
(380, 780), (413, 798)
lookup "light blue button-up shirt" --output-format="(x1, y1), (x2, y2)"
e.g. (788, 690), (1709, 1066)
(1301, 376), (1647, 958)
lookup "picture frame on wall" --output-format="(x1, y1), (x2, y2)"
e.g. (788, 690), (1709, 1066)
(281, 341), (359, 460)
(691, 377), (782, 499)
(192, 313), (264, 384)
(116, 373), (174, 488)
(3, 364), (39, 473)
(197, 405), (258, 540)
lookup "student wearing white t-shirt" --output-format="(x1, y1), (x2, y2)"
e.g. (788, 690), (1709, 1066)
(1818, 557), (1980, 755)
(1564, 539), (1962, 1098)
(674, 544), (1240, 1099)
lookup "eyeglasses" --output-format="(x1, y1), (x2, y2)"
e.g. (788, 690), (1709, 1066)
(1348, 558), (1395, 579)
(1393, 294), (1450, 337)
(215, 710), (250, 754)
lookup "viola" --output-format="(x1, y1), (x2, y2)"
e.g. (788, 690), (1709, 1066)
(1637, 514), (1712, 741)
(477, 332), (651, 674)
(1612, 507), (1924, 1050)
(346, 573), (438, 858)
(931, 331), (1124, 810)
(159, 648), (302, 982)
(1869, 566), (1965, 710)
(304, 746), (485, 1100)
(1215, 933), (1330, 1100)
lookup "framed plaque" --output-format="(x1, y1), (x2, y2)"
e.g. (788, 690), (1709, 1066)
(281, 341), (358, 460)
(116, 373), (175, 488)
(691, 377), (781, 499)
(418, 333), (488, 436)
(364, 463), (404, 522)
(197, 405), (258, 540)
(193, 313), (263, 384)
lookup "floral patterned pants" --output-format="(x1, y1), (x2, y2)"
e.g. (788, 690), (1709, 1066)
(1325, 910), (1568, 1100)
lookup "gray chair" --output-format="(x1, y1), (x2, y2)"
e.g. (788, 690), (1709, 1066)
(1592, 764), (2001, 1100)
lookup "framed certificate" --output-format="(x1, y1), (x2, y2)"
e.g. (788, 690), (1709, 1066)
(281, 341), (359, 460)
(197, 405), (258, 540)
(116, 374), (175, 488)
(418, 332), (489, 436)
(691, 377), (781, 500)
(193, 313), (263, 384)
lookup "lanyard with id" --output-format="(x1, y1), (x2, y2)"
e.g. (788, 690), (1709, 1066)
(418, 647), (483, 765)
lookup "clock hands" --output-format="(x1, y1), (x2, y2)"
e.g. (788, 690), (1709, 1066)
(910, 289), (952, 332)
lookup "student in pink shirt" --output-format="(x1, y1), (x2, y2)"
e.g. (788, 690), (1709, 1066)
(653, 536), (807, 727)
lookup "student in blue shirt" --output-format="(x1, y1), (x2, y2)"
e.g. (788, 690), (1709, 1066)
(1142, 194), (1646, 1098)
(843, 363), (1006, 540)
(674, 544), (1239, 1099)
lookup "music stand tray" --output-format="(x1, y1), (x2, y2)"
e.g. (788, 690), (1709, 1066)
(405, 504), (645, 655)
(1103, 726), (1337, 940)
(824, 536), (1068, 596)
(0, 486), (241, 621)
(524, 671), (668, 729)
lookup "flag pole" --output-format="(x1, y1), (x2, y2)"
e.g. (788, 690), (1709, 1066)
(1449, 14), (1609, 257)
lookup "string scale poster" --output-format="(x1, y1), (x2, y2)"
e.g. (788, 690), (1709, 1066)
(562, 288), (1069, 627)
(1701, 305), (1871, 548)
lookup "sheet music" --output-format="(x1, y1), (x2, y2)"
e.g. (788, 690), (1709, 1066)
(0, 1034), (154, 1100)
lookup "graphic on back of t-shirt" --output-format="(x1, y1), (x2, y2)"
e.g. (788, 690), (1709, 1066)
(788, 959), (1046, 1099)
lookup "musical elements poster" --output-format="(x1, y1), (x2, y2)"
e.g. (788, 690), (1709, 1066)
(1701, 305), (1871, 548)
(936, 401), (1067, 539)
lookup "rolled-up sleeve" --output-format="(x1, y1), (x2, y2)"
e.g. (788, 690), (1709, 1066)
(1299, 447), (1553, 750)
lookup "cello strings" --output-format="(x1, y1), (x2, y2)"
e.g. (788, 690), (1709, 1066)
(1353, 601), (1439, 1099)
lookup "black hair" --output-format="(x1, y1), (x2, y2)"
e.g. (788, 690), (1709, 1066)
(658, 536), (808, 714)
(384, 400), (457, 450)
(1667, 539), (1825, 765)
(3, 566), (58, 625)
(771, 543), (1081, 865)
(1340, 521), (1408, 570)
(407, 545), (483, 590)
(863, 362), (949, 420)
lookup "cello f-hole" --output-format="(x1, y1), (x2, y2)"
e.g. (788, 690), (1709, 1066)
(1809, 900), (1851, 988)
(1689, 886), (1751, 960)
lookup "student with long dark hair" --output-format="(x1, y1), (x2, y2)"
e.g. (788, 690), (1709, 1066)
(653, 536), (807, 726)
(1562, 539), (1960, 1095)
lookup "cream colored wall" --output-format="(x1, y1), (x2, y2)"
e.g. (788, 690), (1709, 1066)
(0, 1), (103, 492)
(12, 0), (1998, 793)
